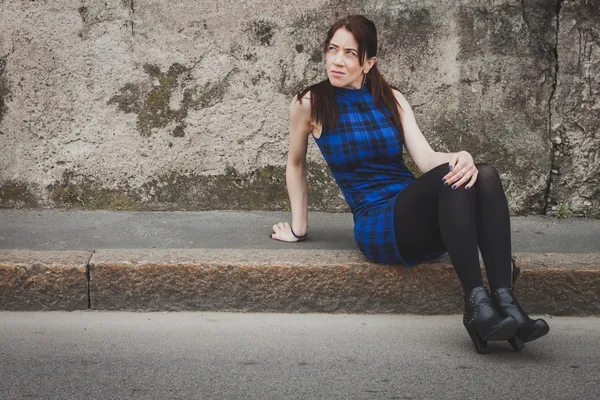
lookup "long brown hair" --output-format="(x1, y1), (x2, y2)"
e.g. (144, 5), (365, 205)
(296, 15), (404, 139)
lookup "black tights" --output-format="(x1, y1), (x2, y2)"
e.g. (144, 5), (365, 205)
(393, 162), (512, 295)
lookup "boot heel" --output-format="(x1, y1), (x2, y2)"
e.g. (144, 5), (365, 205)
(492, 287), (550, 345)
(464, 320), (488, 354)
(508, 336), (525, 351)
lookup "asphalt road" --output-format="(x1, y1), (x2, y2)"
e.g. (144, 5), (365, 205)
(0, 312), (598, 399)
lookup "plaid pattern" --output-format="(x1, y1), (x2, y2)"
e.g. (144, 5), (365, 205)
(313, 84), (423, 266)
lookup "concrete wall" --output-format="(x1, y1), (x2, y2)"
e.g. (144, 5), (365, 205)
(0, 0), (598, 217)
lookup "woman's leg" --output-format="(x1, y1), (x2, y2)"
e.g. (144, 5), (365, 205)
(472, 163), (512, 293)
(393, 162), (513, 294)
(394, 163), (528, 352)
(472, 164), (549, 346)
(393, 163), (483, 293)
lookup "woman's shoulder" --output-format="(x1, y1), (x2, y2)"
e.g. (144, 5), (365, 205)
(389, 86), (404, 100)
(290, 90), (312, 111)
(290, 91), (312, 121)
(389, 86), (411, 110)
(289, 88), (317, 137)
(290, 80), (328, 135)
(290, 93), (323, 137)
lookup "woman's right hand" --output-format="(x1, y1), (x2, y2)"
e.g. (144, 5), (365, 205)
(270, 222), (305, 242)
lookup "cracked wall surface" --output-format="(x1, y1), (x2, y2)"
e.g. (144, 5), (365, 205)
(548, 0), (600, 217)
(0, 0), (598, 216)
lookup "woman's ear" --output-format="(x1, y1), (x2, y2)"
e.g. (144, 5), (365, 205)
(365, 56), (377, 73)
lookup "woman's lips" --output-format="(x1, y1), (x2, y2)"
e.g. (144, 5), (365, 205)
(331, 71), (345, 77)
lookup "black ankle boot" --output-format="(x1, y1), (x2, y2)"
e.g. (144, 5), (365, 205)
(463, 286), (519, 354)
(492, 287), (550, 351)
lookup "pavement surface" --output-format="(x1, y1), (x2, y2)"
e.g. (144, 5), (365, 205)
(1, 311), (598, 400)
(1, 210), (599, 314)
(1, 210), (600, 253)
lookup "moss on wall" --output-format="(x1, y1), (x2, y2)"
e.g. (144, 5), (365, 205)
(108, 63), (189, 137)
(0, 180), (39, 208)
(47, 170), (142, 210)
(107, 62), (235, 138)
(45, 163), (348, 211)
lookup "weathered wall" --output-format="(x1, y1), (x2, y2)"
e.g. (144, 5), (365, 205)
(0, 0), (597, 217)
(549, 0), (600, 217)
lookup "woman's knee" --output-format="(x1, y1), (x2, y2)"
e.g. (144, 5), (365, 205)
(429, 163), (451, 179)
(475, 163), (501, 182)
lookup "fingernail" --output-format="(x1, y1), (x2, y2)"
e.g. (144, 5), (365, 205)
(449, 165), (453, 170)
(442, 178), (446, 183)
(444, 181), (449, 186)
(452, 185), (456, 189)
(269, 234), (272, 238)
(465, 186), (470, 190)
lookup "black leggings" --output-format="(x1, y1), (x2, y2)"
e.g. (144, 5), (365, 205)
(393, 162), (512, 294)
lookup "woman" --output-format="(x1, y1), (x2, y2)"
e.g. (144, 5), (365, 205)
(270, 15), (549, 354)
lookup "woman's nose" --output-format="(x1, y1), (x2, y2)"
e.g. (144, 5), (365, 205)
(333, 52), (343, 65)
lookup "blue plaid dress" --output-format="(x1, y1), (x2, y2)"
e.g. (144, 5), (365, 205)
(313, 84), (445, 266)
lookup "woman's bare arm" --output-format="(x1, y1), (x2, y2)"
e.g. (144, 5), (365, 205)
(271, 92), (313, 242)
(392, 89), (455, 174)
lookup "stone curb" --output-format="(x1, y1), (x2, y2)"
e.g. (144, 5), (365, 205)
(0, 250), (92, 311)
(1, 249), (599, 315)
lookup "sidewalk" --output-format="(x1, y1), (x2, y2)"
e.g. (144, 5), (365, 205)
(1, 210), (599, 314)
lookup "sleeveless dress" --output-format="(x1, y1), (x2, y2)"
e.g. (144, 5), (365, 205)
(312, 84), (446, 266)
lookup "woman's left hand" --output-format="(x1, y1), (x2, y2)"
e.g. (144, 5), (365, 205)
(443, 151), (478, 190)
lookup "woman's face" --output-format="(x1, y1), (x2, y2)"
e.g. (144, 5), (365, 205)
(325, 27), (375, 89)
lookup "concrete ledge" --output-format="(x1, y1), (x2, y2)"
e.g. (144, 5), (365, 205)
(89, 249), (600, 315)
(0, 250), (91, 310)
(2, 249), (598, 314)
